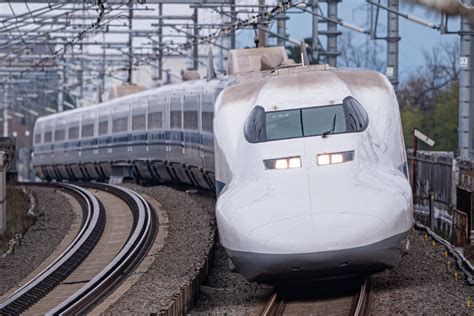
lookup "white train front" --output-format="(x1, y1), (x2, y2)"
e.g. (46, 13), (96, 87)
(32, 47), (413, 283)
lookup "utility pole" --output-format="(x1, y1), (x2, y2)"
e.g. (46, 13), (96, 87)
(312, 0), (319, 63)
(459, 15), (473, 158)
(386, 0), (400, 89)
(128, 2), (133, 85)
(326, 0), (340, 67)
(257, 0), (267, 47)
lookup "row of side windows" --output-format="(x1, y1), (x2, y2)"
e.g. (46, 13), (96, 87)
(35, 110), (214, 144)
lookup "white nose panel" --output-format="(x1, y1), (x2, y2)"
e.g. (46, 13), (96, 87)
(246, 213), (386, 254)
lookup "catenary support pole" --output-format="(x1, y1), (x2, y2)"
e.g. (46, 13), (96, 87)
(312, 0), (319, 63)
(257, 0), (267, 47)
(158, 3), (163, 82)
(386, 0), (400, 89)
(276, 1), (288, 47)
(193, 8), (199, 70)
(128, 2), (133, 84)
(459, 15), (473, 159)
(327, 0), (339, 67)
(0, 152), (5, 234)
(3, 85), (8, 138)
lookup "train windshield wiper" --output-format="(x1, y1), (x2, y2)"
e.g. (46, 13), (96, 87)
(322, 114), (337, 138)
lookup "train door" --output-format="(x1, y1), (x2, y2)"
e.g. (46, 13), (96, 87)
(53, 116), (67, 179)
(81, 112), (97, 179)
(168, 92), (191, 184)
(148, 94), (171, 182)
(64, 114), (81, 179)
(111, 102), (130, 162)
(200, 90), (214, 172)
(97, 106), (112, 178)
(183, 91), (200, 166)
(130, 100), (148, 158)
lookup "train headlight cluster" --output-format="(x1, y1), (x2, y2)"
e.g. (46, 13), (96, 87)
(264, 156), (302, 170)
(317, 151), (354, 166)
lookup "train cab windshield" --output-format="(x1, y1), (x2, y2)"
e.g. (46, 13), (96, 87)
(244, 96), (368, 143)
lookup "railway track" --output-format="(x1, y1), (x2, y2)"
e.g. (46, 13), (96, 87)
(261, 277), (372, 316)
(0, 182), (157, 315)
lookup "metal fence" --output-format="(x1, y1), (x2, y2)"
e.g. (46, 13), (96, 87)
(407, 150), (473, 245)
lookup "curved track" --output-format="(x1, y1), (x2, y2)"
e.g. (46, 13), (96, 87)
(261, 277), (372, 316)
(0, 183), (157, 315)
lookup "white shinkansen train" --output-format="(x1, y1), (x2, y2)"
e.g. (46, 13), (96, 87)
(33, 47), (413, 283)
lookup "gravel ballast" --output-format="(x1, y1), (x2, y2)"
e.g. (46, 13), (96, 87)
(370, 229), (474, 315)
(191, 243), (262, 315)
(104, 184), (216, 314)
(192, 230), (474, 315)
(0, 186), (74, 296)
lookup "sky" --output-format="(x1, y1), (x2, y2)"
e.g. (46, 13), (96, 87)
(0, 0), (463, 85)
(283, 1), (460, 82)
(232, 1), (460, 83)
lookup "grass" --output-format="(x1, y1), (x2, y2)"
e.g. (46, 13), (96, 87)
(0, 186), (35, 254)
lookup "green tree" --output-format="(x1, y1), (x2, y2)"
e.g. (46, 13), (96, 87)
(401, 106), (423, 148)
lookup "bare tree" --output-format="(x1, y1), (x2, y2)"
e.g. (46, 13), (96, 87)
(338, 31), (385, 72)
(397, 41), (459, 110)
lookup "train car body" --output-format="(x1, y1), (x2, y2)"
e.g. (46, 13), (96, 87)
(32, 47), (413, 283)
(33, 79), (226, 190)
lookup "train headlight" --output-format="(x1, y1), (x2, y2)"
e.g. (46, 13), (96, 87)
(317, 151), (354, 166)
(264, 156), (302, 170)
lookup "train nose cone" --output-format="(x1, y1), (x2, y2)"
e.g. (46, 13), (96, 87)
(246, 213), (386, 253)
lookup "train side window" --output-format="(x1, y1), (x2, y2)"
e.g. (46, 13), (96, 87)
(82, 123), (94, 138)
(244, 106), (267, 143)
(113, 117), (128, 133)
(202, 112), (213, 132)
(343, 96), (368, 132)
(99, 120), (108, 135)
(184, 110), (198, 130)
(132, 114), (146, 131)
(55, 129), (65, 141)
(148, 112), (163, 129)
(68, 126), (79, 140)
(170, 111), (182, 129)
(44, 131), (52, 143)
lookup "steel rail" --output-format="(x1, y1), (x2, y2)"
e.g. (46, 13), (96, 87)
(46, 183), (157, 315)
(261, 277), (372, 316)
(0, 183), (105, 315)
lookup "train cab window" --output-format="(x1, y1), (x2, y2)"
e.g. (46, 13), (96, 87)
(343, 96), (368, 132)
(132, 114), (146, 131)
(113, 117), (128, 133)
(34, 133), (41, 144)
(55, 129), (65, 141)
(244, 97), (368, 143)
(244, 106), (267, 143)
(69, 126), (79, 140)
(170, 111), (182, 129)
(82, 123), (94, 138)
(202, 112), (213, 132)
(99, 120), (108, 135)
(148, 112), (162, 129)
(44, 131), (52, 143)
(184, 111), (198, 130)
(266, 109), (303, 141)
(302, 105), (346, 137)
